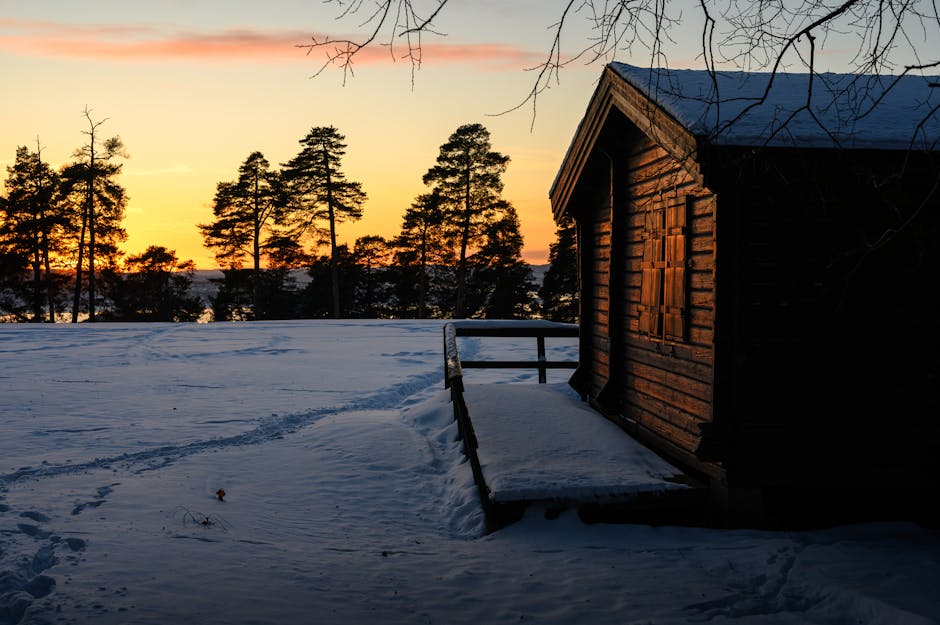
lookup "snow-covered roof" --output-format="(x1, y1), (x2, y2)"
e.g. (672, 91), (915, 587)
(611, 62), (940, 151)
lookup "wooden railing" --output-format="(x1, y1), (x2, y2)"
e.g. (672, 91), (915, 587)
(443, 320), (579, 388)
(442, 320), (579, 531)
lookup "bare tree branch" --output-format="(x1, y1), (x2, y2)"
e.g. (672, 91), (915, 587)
(299, 0), (448, 86)
(304, 1), (939, 138)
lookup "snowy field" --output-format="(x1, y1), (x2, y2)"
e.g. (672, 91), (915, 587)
(1, 320), (939, 625)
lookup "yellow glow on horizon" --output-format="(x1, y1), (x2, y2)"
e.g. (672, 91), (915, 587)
(0, 3), (600, 271)
(5, 2), (940, 278)
(106, 62), (597, 270)
(119, 139), (567, 271)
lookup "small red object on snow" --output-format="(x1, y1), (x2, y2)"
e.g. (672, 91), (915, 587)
(216, 488), (226, 501)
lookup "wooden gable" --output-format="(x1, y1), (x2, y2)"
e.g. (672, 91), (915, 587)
(550, 65), (703, 222)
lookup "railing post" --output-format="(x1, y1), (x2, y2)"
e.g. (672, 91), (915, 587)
(537, 335), (547, 383)
(443, 323), (463, 389)
(443, 328), (450, 388)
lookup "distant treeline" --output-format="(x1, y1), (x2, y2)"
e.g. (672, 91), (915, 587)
(0, 234), (578, 322)
(1, 114), (577, 322)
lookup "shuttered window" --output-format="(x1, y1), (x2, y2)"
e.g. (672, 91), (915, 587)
(638, 194), (689, 341)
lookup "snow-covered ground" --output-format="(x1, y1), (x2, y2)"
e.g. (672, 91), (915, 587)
(1, 320), (938, 625)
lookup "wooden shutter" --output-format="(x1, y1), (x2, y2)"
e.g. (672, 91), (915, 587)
(638, 205), (665, 335)
(663, 195), (689, 341)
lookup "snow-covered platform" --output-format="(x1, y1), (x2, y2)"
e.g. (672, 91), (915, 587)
(459, 383), (707, 527)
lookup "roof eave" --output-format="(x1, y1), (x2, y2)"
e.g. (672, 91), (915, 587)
(550, 65), (703, 221)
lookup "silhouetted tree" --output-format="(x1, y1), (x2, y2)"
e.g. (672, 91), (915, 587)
(539, 215), (579, 322)
(464, 203), (537, 319)
(208, 268), (300, 321)
(59, 109), (128, 322)
(252, 268), (302, 320)
(423, 123), (509, 318)
(300, 245), (359, 318)
(393, 190), (451, 318)
(208, 269), (253, 321)
(199, 151), (291, 314)
(1, 144), (68, 321)
(352, 235), (391, 318)
(282, 126), (366, 319)
(0, 247), (28, 320)
(381, 262), (418, 318)
(107, 246), (204, 321)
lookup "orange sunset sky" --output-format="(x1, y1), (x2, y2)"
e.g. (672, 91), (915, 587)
(1, 1), (614, 269)
(4, 2), (934, 270)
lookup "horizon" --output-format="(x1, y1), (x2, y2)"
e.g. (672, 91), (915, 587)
(4, 2), (937, 272)
(1, 2), (607, 270)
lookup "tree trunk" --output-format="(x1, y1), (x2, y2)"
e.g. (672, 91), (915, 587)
(31, 240), (42, 322)
(328, 205), (340, 319)
(42, 228), (55, 322)
(252, 176), (261, 316)
(454, 227), (469, 319)
(324, 147), (341, 319)
(88, 194), (96, 322)
(71, 206), (87, 323)
(418, 231), (427, 319)
(36, 142), (56, 322)
(454, 167), (472, 319)
(87, 137), (97, 322)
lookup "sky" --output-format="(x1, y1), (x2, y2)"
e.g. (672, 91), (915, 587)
(0, 1), (611, 269)
(3, 2), (937, 270)
(2, 319), (938, 624)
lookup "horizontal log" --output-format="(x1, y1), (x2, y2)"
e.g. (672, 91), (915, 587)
(451, 324), (579, 339)
(627, 359), (712, 403)
(631, 374), (712, 420)
(687, 326), (714, 348)
(460, 361), (579, 369)
(623, 334), (714, 379)
(624, 392), (705, 449)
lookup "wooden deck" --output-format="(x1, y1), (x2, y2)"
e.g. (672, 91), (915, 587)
(441, 320), (708, 531)
(460, 383), (707, 529)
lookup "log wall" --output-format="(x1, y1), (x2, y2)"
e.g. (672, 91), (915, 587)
(586, 199), (612, 399)
(615, 136), (717, 464)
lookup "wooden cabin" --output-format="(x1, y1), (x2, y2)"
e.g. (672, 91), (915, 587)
(550, 63), (940, 519)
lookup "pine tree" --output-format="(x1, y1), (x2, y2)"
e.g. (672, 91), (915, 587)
(107, 246), (204, 322)
(199, 151), (289, 314)
(208, 269), (253, 321)
(539, 215), (579, 322)
(1, 144), (68, 321)
(59, 110), (128, 322)
(393, 190), (451, 318)
(353, 235), (391, 318)
(300, 245), (359, 318)
(0, 205), (29, 320)
(423, 123), (509, 319)
(282, 126), (366, 318)
(465, 203), (537, 319)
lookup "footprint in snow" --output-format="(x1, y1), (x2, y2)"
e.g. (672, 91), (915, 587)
(71, 500), (106, 516)
(16, 523), (52, 540)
